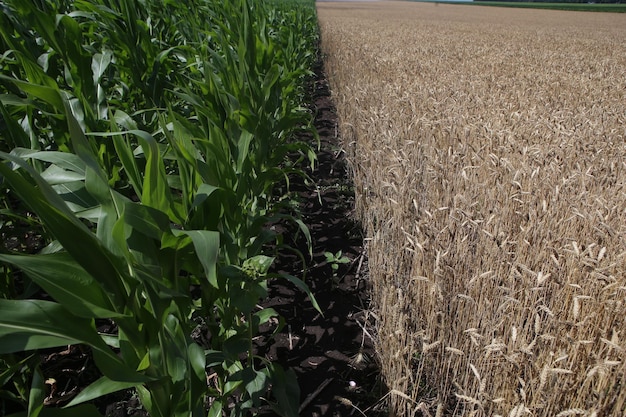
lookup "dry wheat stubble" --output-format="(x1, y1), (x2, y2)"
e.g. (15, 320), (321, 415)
(318, 2), (626, 416)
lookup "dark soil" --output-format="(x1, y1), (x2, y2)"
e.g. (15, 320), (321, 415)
(0, 59), (386, 417)
(253, 59), (387, 417)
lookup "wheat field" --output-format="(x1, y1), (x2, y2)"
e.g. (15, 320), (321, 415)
(317, 2), (626, 416)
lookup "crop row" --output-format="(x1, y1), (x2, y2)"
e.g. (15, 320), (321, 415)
(319, 2), (625, 417)
(0, 0), (319, 416)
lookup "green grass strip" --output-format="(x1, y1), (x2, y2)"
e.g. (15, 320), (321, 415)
(463, 1), (625, 12)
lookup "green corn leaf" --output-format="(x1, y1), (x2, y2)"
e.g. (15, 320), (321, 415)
(236, 130), (254, 174)
(0, 298), (150, 383)
(136, 352), (151, 371)
(123, 202), (171, 241)
(40, 164), (84, 185)
(0, 101), (31, 149)
(223, 361), (245, 397)
(188, 342), (206, 384)
(0, 75), (64, 110)
(174, 230), (220, 288)
(65, 376), (138, 408)
(254, 307), (279, 327)
(134, 386), (154, 417)
(207, 400), (223, 417)
(91, 51), (113, 85)
(134, 129), (183, 223)
(111, 131), (143, 197)
(0, 252), (120, 319)
(276, 273), (322, 315)
(0, 299), (105, 356)
(0, 153), (128, 307)
(162, 314), (188, 384)
(27, 367), (45, 417)
(52, 180), (99, 215)
(62, 100), (102, 179)
(9, 149), (86, 176)
(13, 50), (59, 90)
(191, 183), (221, 210)
(265, 364), (300, 417)
(262, 64), (281, 102)
(232, 367), (268, 408)
(186, 342), (208, 416)
(205, 350), (226, 368)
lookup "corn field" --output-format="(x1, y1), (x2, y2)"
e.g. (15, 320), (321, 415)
(0, 0), (319, 416)
(318, 2), (626, 416)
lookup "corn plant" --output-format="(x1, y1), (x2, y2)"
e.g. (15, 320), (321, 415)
(0, 0), (321, 416)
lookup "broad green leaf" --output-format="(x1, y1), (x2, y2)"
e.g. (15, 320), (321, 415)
(207, 400), (223, 417)
(262, 64), (281, 102)
(0, 252), (120, 319)
(9, 149), (86, 176)
(27, 367), (44, 417)
(0, 299), (151, 383)
(91, 51), (113, 85)
(137, 131), (175, 216)
(236, 130), (254, 174)
(137, 352), (151, 371)
(40, 164), (84, 185)
(174, 230), (220, 288)
(223, 361), (244, 396)
(0, 333), (79, 353)
(14, 50), (59, 89)
(0, 93), (35, 107)
(112, 132), (143, 197)
(0, 101), (31, 149)
(205, 350), (226, 368)
(294, 218), (312, 258)
(0, 75), (64, 110)
(123, 202), (170, 241)
(0, 299), (105, 355)
(254, 307), (279, 327)
(112, 110), (139, 131)
(0, 153), (128, 307)
(191, 183), (220, 209)
(243, 255), (274, 276)
(162, 315), (188, 384)
(52, 180), (97, 214)
(65, 377), (137, 408)
(62, 100), (102, 180)
(188, 343), (206, 383)
(231, 367), (268, 408)
(186, 343), (208, 416)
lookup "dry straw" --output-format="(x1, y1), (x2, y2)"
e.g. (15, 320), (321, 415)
(318, 2), (626, 416)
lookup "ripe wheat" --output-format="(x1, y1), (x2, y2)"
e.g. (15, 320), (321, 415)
(318, 2), (626, 416)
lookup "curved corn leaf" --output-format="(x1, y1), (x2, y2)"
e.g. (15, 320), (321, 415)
(0, 299), (149, 383)
(174, 230), (220, 288)
(275, 273), (322, 315)
(0, 152), (129, 308)
(0, 299), (102, 354)
(27, 367), (44, 417)
(65, 376), (137, 408)
(0, 252), (120, 319)
(9, 149), (86, 175)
